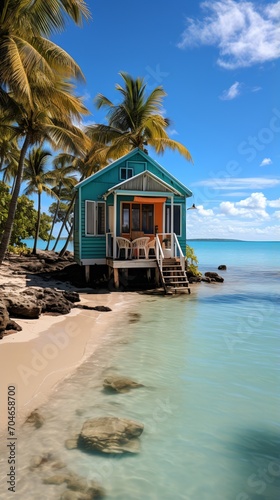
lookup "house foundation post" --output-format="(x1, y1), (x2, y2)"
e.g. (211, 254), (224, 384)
(85, 265), (90, 283)
(155, 267), (160, 286)
(113, 268), (120, 289)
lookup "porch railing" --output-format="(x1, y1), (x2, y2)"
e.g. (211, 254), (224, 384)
(156, 233), (185, 271)
(106, 232), (185, 268)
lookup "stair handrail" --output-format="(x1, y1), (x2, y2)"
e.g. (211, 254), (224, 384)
(173, 233), (186, 270)
(155, 233), (165, 272)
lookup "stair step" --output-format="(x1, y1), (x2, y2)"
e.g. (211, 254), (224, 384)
(171, 287), (191, 294)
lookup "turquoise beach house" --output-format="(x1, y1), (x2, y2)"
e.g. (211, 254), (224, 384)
(74, 148), (193, 291)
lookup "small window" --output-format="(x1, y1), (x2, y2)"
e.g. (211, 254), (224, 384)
(85, 201), (106, 236)
(120, 167), (133, 180)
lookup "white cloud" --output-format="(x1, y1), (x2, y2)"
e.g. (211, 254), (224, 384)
(274, 210), (280, 219)
(220, 81), (241, 100)
(220, 192), (269, 219)
(192, 177), (280, 190)
(196, 205), (214, 216)
(260, 157), (272, 166)
(268, 198), (280, 208)
(178, 0), (280, 69)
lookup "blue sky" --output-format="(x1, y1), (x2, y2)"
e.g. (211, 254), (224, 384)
(49, 0), (279, 241)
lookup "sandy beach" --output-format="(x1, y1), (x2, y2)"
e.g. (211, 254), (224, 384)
(0, 290), (137, 434)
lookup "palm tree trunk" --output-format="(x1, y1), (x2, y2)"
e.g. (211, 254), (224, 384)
(0, 134), (31, 265)
(52, 193), (76, 251)
(33, 192), (41, 254)
(59, 223), (73, 256)
(45, 187), (61, 250)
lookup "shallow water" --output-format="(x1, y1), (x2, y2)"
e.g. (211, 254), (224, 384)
(0, 241), (279, 500)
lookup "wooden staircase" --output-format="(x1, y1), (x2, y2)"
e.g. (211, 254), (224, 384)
(161, 258), (190, 294)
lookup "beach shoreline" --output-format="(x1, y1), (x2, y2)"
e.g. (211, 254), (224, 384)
(0, 290), (138, 434)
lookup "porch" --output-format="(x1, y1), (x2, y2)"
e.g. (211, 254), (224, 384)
(105, 233), (189, 293)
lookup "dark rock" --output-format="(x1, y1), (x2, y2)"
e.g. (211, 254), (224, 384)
(4, 295), (41, 319)
(103, 376), (144, 393)
(22, 262), (45, 273)
(77, 416), (144, 454)
(91, 305), (111, 312)
(204, 272), (224, 283)
(40, 288), (73, 315)
(5, 319), (22, 331)
(25, 409), (45, 429)
(201, 276), (211, 283)
(63, 291), (80, 303)
(218, 265), (227, 270)
(0, 302), (9, 333)
(74, 304), (111, 312)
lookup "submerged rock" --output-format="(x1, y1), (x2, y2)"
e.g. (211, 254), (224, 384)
(218, 264), (227, 270)
(25, 409), (45, 429)
(204, 271), (224, 283)
(77, 416), (144, 454)
(103, 376), (144, 393)
(43, 470), (105, 499)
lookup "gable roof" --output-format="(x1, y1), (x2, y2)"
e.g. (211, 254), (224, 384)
(103, 170), (183, 198)
(75, 148), (192, 197)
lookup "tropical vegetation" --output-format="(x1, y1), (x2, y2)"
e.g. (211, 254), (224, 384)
(0, 1), (193, 262)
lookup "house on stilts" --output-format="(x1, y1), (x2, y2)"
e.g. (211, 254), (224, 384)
(73, 148), (193, 293)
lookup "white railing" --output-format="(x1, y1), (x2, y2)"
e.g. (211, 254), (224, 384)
(155, 234), (165, 271)
(156, 233), (185, 270)
(106, 232), (185, 269)
(173, 233), (186, 269)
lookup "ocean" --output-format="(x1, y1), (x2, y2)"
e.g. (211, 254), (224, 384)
(1, 241), (280, 499)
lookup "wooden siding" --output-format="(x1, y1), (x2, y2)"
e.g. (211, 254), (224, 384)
(73, 192), (80, 263)
(76, 150), (190, 262)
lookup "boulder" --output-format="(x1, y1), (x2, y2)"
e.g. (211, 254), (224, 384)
(40, 288), (73, 315)
(5, 319), (22, 332)
(103, 376), (144, 393)
(204, 272), (224, 283)
(218, 265), (227, 270)
(4, 295), (41, 319)
(0, 302), (9, 334)
(77, 416), (144, 454)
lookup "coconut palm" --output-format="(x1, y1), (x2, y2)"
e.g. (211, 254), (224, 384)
(0, 0), (90, 105)
(45, 155), (78, 250)
(0, 122), (19, 186)
(23, 147), (56, 254)
(89, 72), (193, 162)
(0, 77), (90, 264)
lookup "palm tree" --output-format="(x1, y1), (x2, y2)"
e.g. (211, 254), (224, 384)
(88, 72), (193, 162)
(45, 154), (78, 250)
(51, 140), (109, 254)
(0, 78), (90, 264)
(0, 124), (19, 187)
(0, 0), (90, 105)
(23, 147), (56, 254)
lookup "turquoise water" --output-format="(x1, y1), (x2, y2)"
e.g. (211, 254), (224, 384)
(1, 241), (280, 499)
(21, 238), (74, 253)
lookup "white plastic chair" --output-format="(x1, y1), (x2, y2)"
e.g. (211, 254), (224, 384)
(116, 237), (132, 259)
(147, 238), (156, 258)
(131, 237), (150, 259)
